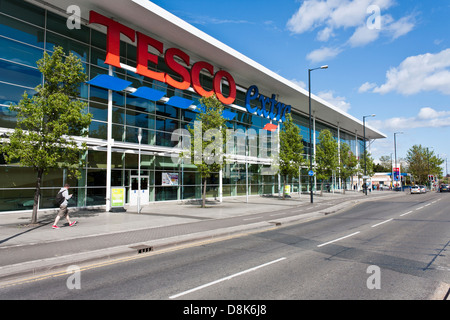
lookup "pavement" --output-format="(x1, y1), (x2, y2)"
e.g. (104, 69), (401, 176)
(0, 190), (407, 285)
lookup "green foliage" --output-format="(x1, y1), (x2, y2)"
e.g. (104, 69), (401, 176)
(406, 144), (443, 184)
(186, 95), (226, 207)
(339, 142), (358, 192)
(358, 149), (375, 178)
(315, 129), (339, 188)
(279, 113), (304, 197)
(1, 46), (92, 223)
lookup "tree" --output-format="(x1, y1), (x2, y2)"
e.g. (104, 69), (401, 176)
(358, 150), (375, 179)
(374, 155), (392, 173)
(1, 46), (92, 224)
(339, 142), (358, 194)
(406, 144), (443, 185)
(186, 95), (226, 208)
(279, 113), (305, 199)
(316, 129), (339, 195)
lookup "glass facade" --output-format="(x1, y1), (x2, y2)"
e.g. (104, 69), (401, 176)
(0, 0), (365, 212)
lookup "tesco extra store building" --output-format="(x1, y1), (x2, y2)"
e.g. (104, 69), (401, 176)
(0, 0), (385, 213)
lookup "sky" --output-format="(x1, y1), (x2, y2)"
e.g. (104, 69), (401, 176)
(150, 0), (450, 173)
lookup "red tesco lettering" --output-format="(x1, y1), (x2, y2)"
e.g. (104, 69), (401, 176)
(89, 11), (236, 105)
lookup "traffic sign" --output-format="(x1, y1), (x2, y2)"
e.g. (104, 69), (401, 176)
(308, 170), (315, 176)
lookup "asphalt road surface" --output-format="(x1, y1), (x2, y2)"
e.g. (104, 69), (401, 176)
(1, 192), (448, 302)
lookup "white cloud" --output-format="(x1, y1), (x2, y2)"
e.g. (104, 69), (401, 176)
(286, 0), (332, 34)
(386, 15), (415, 40)
(306, 46), (343, 63)
(317, 26), (335, 42)
(290, 79), (306, 89)
(317, 90), (351, 112)
(348, 24), (380, 47)
(369, 48), (450, 95)
(369, 107), (450, 131)
(358, 81), (377, 93)
(287, 0), (415, 60)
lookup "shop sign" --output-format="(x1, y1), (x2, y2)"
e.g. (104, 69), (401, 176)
(88, 11), (291, 121)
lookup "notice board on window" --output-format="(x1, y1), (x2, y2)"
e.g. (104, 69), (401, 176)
(162, 172), (179, 186)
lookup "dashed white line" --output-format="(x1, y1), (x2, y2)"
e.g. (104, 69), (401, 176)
(169, 257), (287, 299)
(243, 216), (263, 221)
(317, 231), (360, 248)
(270, 212), (287, 217)
(371, 218), (393, 228)
(416, 206), (424, 210)
(400, 211), (413, 217)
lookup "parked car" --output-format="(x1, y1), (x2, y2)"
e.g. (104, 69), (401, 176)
(440, 184), (450, 192)
(419, 185), (427, 193)
(410, 185), (421, 194)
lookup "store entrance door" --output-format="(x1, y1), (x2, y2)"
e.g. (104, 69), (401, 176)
(130, 176), (149, 206)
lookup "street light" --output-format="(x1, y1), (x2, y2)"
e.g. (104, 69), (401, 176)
(363, 114), (376, 195)
(138, 128), (142, 214)
(394, 131), (403, 189)
(308, 65), (328, 204)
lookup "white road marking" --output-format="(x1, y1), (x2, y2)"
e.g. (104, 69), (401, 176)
(169, 257), (287, 299)
(243, 216), (263, 221)
(416, 206), (424, 210)
(400, 211), (413, 217)
(371, 218), (393, 228)
(317, 232), (360, 248)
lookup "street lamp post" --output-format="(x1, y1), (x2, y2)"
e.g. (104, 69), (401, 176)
(138, 128), (142, 214)
(308, 65), (328, 204)
(363, 114), (376, 195)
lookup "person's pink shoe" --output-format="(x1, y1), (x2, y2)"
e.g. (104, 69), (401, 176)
(52, 225), (59, 229)
(69, 221), (77, 227)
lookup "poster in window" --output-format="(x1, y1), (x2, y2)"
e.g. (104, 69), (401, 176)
(162, 172), (179, 186)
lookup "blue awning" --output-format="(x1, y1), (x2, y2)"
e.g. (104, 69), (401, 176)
(130, 86), (166, 101)
(166, 96), (194, 109)
(87, 75), (132, 91)
(222, 110), (237, 120)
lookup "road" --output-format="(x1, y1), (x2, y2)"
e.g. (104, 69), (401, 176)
(0, 192), (448, 302)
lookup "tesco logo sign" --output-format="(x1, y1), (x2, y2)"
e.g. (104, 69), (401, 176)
(89, 11), (290, 121)
(89, 11), (236, 105)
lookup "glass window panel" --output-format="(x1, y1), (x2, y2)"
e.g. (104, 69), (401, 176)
(112, 124), (125, 142)
(87, 169), (106, 186)
(0, 0), (45, 27)
(0, 37), (43, 67)
(0, 167), (35, 188)
(0, 59), (41, 88)
(0, 189), (35, 212)
(90, 47), (109, 69)
(91, 29), (106, 51)
(46, 11), (89, 44)
(156, 103), (177, 118)
(87, 150), (107, 168)
(0, 15), (45, 49)
(0, 105), (17, 129)
(155, 156), (178, 170)
(88, 121), (107, 139)
(126, 94), (156, 113)
(88, 101), (108, 122)
(86, 188), (106, 206)
(126, 109), (155, 129)
(46, 31), (89, 63)
(0, 82), (36, 106)
(155, 186), (178, 201)
(89, 84), (124, 107)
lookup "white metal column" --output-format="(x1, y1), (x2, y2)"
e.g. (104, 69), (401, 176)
(105, 65), (113, 212)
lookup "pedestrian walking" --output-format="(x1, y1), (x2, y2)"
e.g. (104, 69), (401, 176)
(52, 184), (77, 229)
